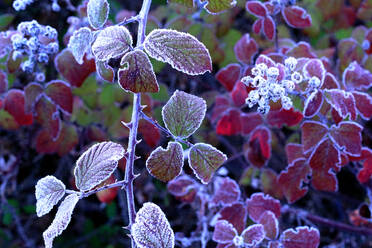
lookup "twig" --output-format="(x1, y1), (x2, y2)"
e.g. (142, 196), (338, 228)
(65, 180), (128, 199)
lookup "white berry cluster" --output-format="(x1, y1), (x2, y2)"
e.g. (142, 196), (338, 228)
(242, 57), (320, 114)
(13, 0), (61, 11)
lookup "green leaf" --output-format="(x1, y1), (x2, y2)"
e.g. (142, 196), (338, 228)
(0, 14), (14, 30)
(167, 0), (194, 8)
(162, 90), (206, 138)
(188, 143), (227, 184)
(203, 0), (237, 14)
(87, 0), (110, 29)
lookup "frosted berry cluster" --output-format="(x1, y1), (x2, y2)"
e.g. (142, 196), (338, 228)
(11, 20), (59, 79)
(13, 0), (61, 11)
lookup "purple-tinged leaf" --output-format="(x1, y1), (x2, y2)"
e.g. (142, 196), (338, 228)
(24, 82), (43, 113)
(162, 90), (206, 138)
(309, 138), (340, 192)
(258, 211), (279, 240)
(146, 142), (183, 182)
(285, 143), (304, 165)
(213, 220), (237, 244)
(352, 91), (372, 119)
(96, 60), (114, 83)
(263, 16), (275, 40)
(216, 63), (241, 91)
(167, 175), (198, 202)
(87, 0), (109, 29)
(337, 39), (364, 73)
(131, 202), (175, 248)
(303, 90), (323, 118)
(303, 59), (326, 82)
(241, 224), (265, 246)
(342, 61), (372, 90)
(269, 241), (282, 248)
(218, 202), (247, 234)
(301, 121), (328, 153)
(324, 89), (357, 120)
(253, 19), (263, 34)
(92, 26), (133, 61)
(329, 121), (363, 156)
(74, 141), (125, 191)
(246, 192), (281, 222)
(188, 143), (227, 184)
(278, 159), (311, 203)
(212, 177), (241, 206)
(35, 176), (66, 217)
(282, 6), (312, 29)
(322, 72), (340, 89)
(280, 226), (320, 248)
(246, 1), (267, 17)
(234, 34), (258, 64)
(118, 50), (159, 93)
(285, 42), (316, 58)
(4, 89), (33, 126)
(0, 70), (7, 94)
(45, 80), (73, 114)
(43, 194), (79, 248)
(144, 29), (212, 75)
(68, 27), (92, 65)
(203, 0), (236, 14)
(255, 54), (276, 67)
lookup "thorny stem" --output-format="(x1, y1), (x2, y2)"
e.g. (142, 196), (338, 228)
(123, 0), (152, 247)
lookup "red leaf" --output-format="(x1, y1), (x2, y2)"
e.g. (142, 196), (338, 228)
(348, 147), (372, 162)
(245, 126), (271, 168)
(252, 19), (263, 34)
(234, 34), (258, 64)
(230, 82), (248, 107)
(55, 49), (96, 87)
(167, 175), (198, 203)
(260, 169), (283, 199)
(96, 175), (118, 203)
(218, 202), (247, 234)
(285, 42), (316, 58)
(35, 130), (58, 154)
(0, 70), (8, 94)
(35, 96), (61, 141)
(138, 119), (160, 148)
(241, 224), (265, 246)
(309, 138), (340, 191)
(278, 159), (311, 203)
(216, 64), (241, 91)
(329, 121), (363, 156)
(267, 108), (303, 128)
(280, 226), (320, 248)
(211, 95), (231, 123)
(24, 83), (43, 113)
(212, 177), (241, 206)
(4, 89), (33, 126)
(303, 90), (323, 118)
(258, 211), (279, 240)
(324, 89), (357, 120)
(213, 220), (237, 244)
(246, 1), (267, 17)
(322, 72), (340, 89)
(263, 16), (275, 41)
(302, 59), (326, 82)
(357, 157), (372, 183)
(282, 6), (312, 29)
(301, 121), (328, 153)
(285, 143), (304, 165)
(44, 80), (73, 114)
(342, 61), (372, 90)
(352, 91), (372, 120)
(216, 109), (242, 136)
(246, 192), (281, 222)
(240, 112), (264, 135)
(331, 108), (342, 125)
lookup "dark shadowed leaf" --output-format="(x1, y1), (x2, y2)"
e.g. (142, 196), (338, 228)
(146, 142), (183, 182)
(213, 220), (237, 244)
(245, 127), (271, 168)
(357, 157), (372, 183)
(0, 70), (7, 94)
(246, 193), (281, 222)
(278, 159), (311, 203)
(96, 60), (114, 83)
(240, 112), (264, 135)
(144, 29), (212, 75)
(87, 0), (109, 29)
(260, 169), (283, 199)
(162, 90), (206, 138)
(241, 224), (265, 246)
(337, 39), (364, 73)
(212, 177), (241, 206)
(216, 64), (241, 91)
(35, 176), (66, 217)
(35, 96), (61, 141)
(167, 175), (198, 203)
(92, 26), (133, 61)
(188, 143), (227, 184)
(301, 121), (328, 153)
(74, 141), (125, 191)
(45, 80), (73, 114)
(118, 50), (159, 93)
(234, 34), (258, 64)
(267, 108), (303, 128)
(68, 27), (92, 64)
(0, 109), (19, 130)
(218, 202), (247, 234)
(280, 226), (320, 248)
(329, 121), (362, 156)
(282, 6), (312, 28)
(132, 202), (174, 248)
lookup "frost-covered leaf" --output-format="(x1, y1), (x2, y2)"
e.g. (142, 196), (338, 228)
(253, 19), (263, 34)
(267, 108), (303, 128)
(118, 50), (159, 93)
(263, 16), (275, 40)
(278, 159), (311, 203)
(43, 194), (79, 248)
(24, 82), (43, 113)
(203, 0), (236, 14)
(35, 176), (66, 217)
(4, 89), (33, 126)
(231, 81), (248, 107)
(146, 142), (183, 182)
(282, 6), (312, 29)
(74, 141), (125, 191)
(234, 34), (258, 64)
(218, 202), (247, 234)
(329, 121), (363, 156)
(303, 90), (323, 118)
(280, 226), (320, 248)
(342, 61), (372, 90)
(131, 202), (175, 248)
(45, 80), (73, 114)
(357, 157), (372, 183)
(258, 211), (279, 240)
(241, 224), (265, 246)
(216, 109), (242, 136)
(245, 127), (271, 168)
(212, 220), (237, 244)
(167, 175), (198, 202)
(212, 177), (241, 206)
(216, 63), (241, 91)
(324, 89), (357, 120)
(92, 26), (133, 61)
(87, 0), (109, 29)
(352, 91), (372, 119)
(309, 138), (340, 192)
(144, 29), (212, 75)
(301, 121), (328, 153)
(162, 90), (206, 138)
(188, 143), (227, 184)
(96, 60), (114, 83)
(68, 27), (92, 65)
(303, 59), (325, 82)
(246, 193), (281, 222)
(246, 1), (267, 17)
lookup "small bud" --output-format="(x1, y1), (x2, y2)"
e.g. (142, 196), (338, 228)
(267, 67), (279, 79)
(284, 57), (297, 71)
(308, 76), (321, 88)
(291, 71), (303, 83)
